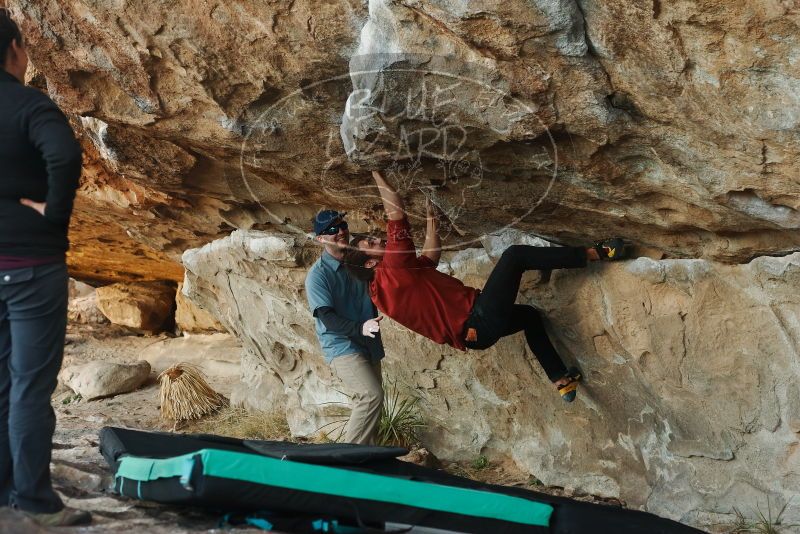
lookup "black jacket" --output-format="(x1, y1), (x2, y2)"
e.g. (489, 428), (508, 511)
(0, 69), (82, 258)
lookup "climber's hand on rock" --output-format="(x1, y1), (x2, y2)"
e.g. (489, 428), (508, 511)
(426, 197), (442, 224)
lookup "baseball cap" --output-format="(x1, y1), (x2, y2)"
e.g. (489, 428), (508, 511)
(313, 210), (347, 235)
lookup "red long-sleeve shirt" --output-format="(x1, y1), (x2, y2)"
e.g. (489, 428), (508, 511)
(369, 217), (478, 351)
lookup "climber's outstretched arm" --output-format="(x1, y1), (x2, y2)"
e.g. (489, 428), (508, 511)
(371, 170), (405, 221)
(421, 198), (442, 265)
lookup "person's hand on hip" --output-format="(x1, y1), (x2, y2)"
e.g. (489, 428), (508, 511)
(20, 198), (46, 216)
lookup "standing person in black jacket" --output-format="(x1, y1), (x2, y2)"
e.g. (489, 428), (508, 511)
(0, 9), (90, 526)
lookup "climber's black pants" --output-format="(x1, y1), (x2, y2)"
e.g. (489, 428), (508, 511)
(464, 245), (587, 381)
(0, 263), (67, 513)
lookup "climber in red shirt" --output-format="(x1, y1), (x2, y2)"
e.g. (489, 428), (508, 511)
(343, 171), (628, 402)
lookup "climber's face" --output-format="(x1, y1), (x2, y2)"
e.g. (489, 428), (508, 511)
(356, 235), (386, 259)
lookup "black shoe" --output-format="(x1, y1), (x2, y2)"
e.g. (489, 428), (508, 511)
(25, 507), (92, 527)
(593, 238), (627, 261)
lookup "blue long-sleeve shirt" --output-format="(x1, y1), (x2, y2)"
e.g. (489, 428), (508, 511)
(0, 69), (82, 258)
(305, 251), (385, 364)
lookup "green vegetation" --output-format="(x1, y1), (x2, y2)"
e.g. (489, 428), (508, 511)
(471, 455), (489, 470)
(310, 378), (426, 447)
(730, 497), (797, 534)
(188, 378), (426, 448)
(377, 380), (425, 448)
(61, 392), (82, 405)
(528, 476), (544, 487)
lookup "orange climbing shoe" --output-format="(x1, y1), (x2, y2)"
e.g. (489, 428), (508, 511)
(556, 367), (582, 402)
(593, 238), (628, 261)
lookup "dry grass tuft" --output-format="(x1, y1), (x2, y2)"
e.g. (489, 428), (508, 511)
(186, 406), (290, 441)
(158, 363), (228, 423)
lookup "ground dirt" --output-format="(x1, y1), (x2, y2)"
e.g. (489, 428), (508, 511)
(2, 323), (624, 533)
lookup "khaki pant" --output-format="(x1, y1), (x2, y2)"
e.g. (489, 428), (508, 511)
(330, 353), (383, 445)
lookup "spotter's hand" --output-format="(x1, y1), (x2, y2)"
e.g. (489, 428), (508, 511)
(362, 316), (383, 338)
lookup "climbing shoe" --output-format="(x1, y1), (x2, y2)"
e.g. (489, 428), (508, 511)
(25, 507), (92, 527)
(593, 237), (627, 261)
(556, 367), (582, 403)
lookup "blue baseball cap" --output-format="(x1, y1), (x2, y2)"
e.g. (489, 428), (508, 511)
(313, 210), (347, 235)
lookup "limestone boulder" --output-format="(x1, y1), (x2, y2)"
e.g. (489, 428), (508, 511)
(0, 508), (48, 533)
(68, 278), (95, 300)
(400, 448), (441, 469)
(183, 230), (800, 530)
(68, 279), (108, 325)
(51, 463), (105, 493)
(175, 282), (224, 333)
(95, 282), (176, 332)
(182, 231), (333, 427)
(137, 333), (240, 384)
(59, 360), (151, 401)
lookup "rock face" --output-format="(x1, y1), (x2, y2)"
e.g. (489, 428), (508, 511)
(340, 0), (800, 262)
(183, 230), (800, 528)
(8, 0), (800, 265)
(181, 232), (335, 428)
(12, 0), (370, 278)
(59, 360), (151, 400)
(7, 0), (800, 530)
(96, 282), (176, 332)
(69, 278), (95, 300)
(138, 332), (240, 379)
(175, 282), (225, 333)
(68, 278), (109, 325)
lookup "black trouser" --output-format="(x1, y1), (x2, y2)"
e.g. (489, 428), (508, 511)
(0, 263), (67, 513)
(464, 245), (587, 381)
